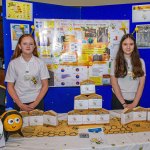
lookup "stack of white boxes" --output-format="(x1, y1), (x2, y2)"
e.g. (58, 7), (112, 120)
(20, 109), (58, 127)
(68, 79), (110, 125)
(121, 107), (147, 124)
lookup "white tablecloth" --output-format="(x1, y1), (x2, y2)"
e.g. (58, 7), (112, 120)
(1, 131), (150, 150)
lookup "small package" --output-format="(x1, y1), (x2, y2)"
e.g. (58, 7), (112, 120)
(88, 94), (102, 109)
(43, 110), (58, 126)
(133, 107), (147, 121)
(74, 95), (88, 110)
(80, 80), (95, 95)
(68, 110), (83, 125)
(82, 110), (96, 125)
(29, 109), (44, 126)
(20, 111), (29, 127)
(94, 108), (110, 124)
(121, 108), (133, 124)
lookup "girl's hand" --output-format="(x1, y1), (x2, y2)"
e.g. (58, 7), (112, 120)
(28, 101), (39, 110)
(127, 103), (137, 109)
(19, 103), (33, 112)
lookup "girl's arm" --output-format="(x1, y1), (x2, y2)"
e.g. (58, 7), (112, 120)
(7, 82), (33, 111)
(29, 79), (48, 109)
(127, 76), (145, 109)
(110, 76), (127, 108)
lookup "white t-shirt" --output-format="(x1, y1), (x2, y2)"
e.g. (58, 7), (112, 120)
(110, 58), (146, 100)
(5, 55), (50, 103)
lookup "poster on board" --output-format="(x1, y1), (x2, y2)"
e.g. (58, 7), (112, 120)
(34, 19), (129, 87)
(132, 4), (150, 22)
(136, 24), (150, 48)
(6, 0), (33, 21)
(10, 24), (29, 50)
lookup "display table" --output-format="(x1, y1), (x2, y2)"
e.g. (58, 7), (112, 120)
(1, 113), (150, 150)
(3, 132), (150, 150)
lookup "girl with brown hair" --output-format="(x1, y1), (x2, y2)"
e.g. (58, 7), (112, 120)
(110, 34), (146, 109)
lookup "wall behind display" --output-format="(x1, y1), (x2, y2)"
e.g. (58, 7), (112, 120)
(3, 0), (150, 113)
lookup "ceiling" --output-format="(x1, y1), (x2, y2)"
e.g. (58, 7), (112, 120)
(0, 0), (149, 6)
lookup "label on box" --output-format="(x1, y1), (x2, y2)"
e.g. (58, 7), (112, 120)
(80, 84), (95, 95)
(74, 100), (89, 109)
(68, 115), (82, 125)
(29, 116), (43, 126)
(88, 99), (102, 109)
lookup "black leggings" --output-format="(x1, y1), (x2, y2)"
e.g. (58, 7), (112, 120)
(14, 100), (44, 111)
(111, 93), (140, 110)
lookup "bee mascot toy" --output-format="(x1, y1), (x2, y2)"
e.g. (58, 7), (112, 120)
(1, 110), (24, 141)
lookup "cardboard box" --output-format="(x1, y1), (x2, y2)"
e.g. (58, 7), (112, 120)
(74, 95), (89, 110)
(43, 110), (58, 126)
(82, 110), (96, 124)
(133, 107), (147, 121)
(121, 108), (133, 124)
(93, 109), (110, 124)
(80, 80), (95, 95)
(109, 109), (122, 118)
(20, 111), (29, 127)
(68, 110), (83, 125)
(29, 109), (44, 126)
(88, 94), (102, 109)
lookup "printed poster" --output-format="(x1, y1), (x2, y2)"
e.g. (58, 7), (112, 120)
(132, 4), (150, 22)
(10, 24), (29, 50)
(6, 0), (33, 21)
(34, 19), (129, 87)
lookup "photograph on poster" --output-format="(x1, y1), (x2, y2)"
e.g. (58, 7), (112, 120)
(132, 4), (150, 22)
(136, 24), (150, 48)
(10, 24), (29, 50)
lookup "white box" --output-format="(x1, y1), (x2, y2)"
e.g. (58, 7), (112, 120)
(68, 114), (83, 125)
(29, 116), (43, 126)
(43, 115), (58, 126)
(121, 112), (133, 124)
(88, 98), (102, 109)
(74, 100), (89, 110)
(109, 109), (122, 118)
(133, 111), (147, 121)
(95, 114), (110, 124)
(82, 114), (96, 124)
(0, 120), (5, 148)
(80, 84), (95, 95)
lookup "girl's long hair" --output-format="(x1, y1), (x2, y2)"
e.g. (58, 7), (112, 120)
(11, 34), (38, 60)
(115, 34), (144, 78)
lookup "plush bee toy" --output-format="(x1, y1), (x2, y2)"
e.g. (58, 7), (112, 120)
(1, 110), (24, 141)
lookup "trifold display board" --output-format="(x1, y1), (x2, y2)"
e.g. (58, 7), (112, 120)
(3, 0), (150, 113)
